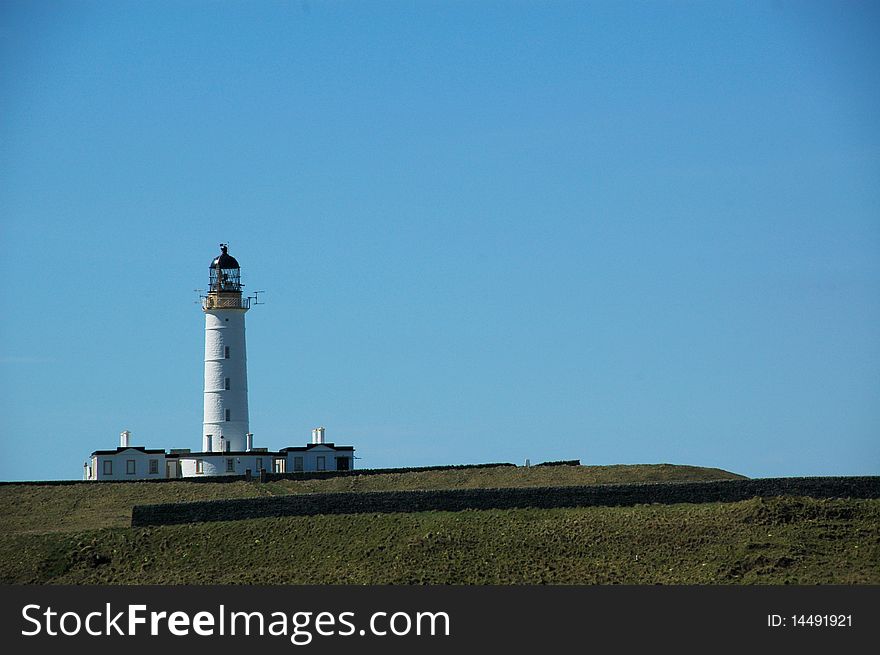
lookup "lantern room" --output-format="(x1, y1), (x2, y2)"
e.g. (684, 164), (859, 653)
(209, 244), (242, 293)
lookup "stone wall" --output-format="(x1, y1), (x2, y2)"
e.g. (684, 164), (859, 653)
(130, 476), (880, 527)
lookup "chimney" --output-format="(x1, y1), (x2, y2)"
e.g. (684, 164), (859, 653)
(312, 427), (325, 444)
(120, 430), (131, 448)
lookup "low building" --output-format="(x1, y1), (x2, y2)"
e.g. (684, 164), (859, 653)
(85, 440), (167, 481)
(84, 429), (354, 480)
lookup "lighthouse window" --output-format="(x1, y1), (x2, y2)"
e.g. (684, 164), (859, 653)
(225, 409), (231, 421)
(103, 460), (112, 476)
(225, 377), (230, 390)
(126, 460), (136, 475)
(224, 346), (230, 359)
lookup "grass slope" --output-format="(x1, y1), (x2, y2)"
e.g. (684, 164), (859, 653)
(0, 464), (743, 534)
(1, 498), (877, 584)
(2, 464), (875, 585)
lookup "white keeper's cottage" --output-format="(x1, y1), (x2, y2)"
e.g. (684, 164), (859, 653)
(84, 245), (355, 480)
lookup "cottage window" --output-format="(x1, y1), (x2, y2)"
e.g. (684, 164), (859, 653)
(196, 460), (204, 474)
(316, 456), (326, 471)
(226, 458), (235, 473)
(255, 457), (263, 472)
(149, 459), (159, 474)
(294, 456), (303, 472)
(103, 460), (112, 476)
(126, 460), (136, 475)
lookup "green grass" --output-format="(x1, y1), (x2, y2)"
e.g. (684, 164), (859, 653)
(0, 464), (743, 534)
(0, 497), (876, 584)
(2, 464), (875, 585)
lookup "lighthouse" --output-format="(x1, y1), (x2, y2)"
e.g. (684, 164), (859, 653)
(202, 244), (252, 453)
(83, 243), (356, 480)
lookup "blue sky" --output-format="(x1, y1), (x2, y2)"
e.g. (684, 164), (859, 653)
(1, 1), (878, 481)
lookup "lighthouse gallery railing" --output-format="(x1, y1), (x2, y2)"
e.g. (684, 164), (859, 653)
(202, 296), (251, 310)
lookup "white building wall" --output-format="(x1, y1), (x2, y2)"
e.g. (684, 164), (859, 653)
(89, 449), (166, 480)
(178, 454), (272, 478)
(85, 447), (353, 479)
(174, 450), (353, 477)
(285, 447), (354, 473)
(203, 308), (249, 452)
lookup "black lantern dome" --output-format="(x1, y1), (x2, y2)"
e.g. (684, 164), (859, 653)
(209, 244), (242, 292)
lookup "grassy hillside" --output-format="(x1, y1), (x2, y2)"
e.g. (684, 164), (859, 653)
(2, 463), (875, 585)
(0, 497), (876, 584)
(0, 464), (743, 534)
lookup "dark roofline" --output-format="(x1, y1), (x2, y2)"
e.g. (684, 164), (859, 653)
(168, 446), (355, 458)
(167, 451), (284, 458)
(93, 444), (356, 458)
(279, 443), (355, 452)
(90, 446), (167, 456)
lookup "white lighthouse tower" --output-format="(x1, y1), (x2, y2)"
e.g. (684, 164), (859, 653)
(202, 244), (252, 453)
(83, 242), (356, 480)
